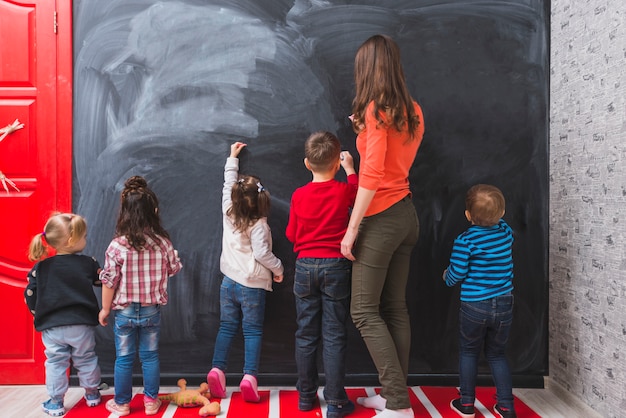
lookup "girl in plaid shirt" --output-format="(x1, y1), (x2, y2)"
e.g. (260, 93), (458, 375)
(99, 176), (182, 417)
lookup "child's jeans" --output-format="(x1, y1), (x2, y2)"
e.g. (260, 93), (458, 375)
(113, 303), (161, 404)
(294, 258), (351, 406)
(42, 324), (101, 400)
(212, 276), (266, 376)
(459, 293), (514, 410)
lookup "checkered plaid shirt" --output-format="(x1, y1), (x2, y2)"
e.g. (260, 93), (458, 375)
(100, 234), (182, 309)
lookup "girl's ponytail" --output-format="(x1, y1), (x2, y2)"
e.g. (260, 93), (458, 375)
(27, 213), (88, 261)
(28, 232), (47, 262)
(227, 175), (271, 233)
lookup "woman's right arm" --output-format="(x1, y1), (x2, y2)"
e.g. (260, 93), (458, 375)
(341, 186), (376, 261)
(341, 102), (385, 261)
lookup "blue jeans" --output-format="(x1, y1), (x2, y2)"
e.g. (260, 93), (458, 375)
(42, 325), (101, 400)
(294, 258), (351, 406)
(113, 303), (161, 403)
(212, 276), (266, 376)
(459, 293), (514, 410)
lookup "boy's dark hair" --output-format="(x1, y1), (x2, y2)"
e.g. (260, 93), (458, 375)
(228, 174), (271, 234)
(465, 184), (505, 227)
(304, 131), (341, 173)
(116, 176), (170, 250)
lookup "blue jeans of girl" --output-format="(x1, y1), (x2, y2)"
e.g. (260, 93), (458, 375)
(113, 303), (161, 404)
(459, 293), (514, 410)
(212, 276), (266, 376)
(294, 257), (351, 406)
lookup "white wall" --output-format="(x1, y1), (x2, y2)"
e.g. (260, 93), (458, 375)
(549, 1), (626, 417)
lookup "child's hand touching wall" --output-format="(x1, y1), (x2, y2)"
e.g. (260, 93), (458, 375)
(230, 142), (247, 158)
(340, 151), (356, 175)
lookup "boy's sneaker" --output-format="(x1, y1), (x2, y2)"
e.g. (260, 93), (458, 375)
(451, 398), (475, 418)
(298, 396), (315, 411)
(327, 400), (355, 418)
(494, 404), (517, 418)
(144, 397), (162, 416)
(207, 367), (227, 398)
(84, 389), (101, 407)
(239, 374), (260, 402)
(105, 398), (130, 416)
(42, 398), (65, 417)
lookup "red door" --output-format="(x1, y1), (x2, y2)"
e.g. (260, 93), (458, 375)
(0, 0), (72, 383)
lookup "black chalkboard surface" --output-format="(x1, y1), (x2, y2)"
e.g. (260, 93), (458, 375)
(74, 0), (549, 387)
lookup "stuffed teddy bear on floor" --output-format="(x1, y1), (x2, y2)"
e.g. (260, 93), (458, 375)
(159, 378), (221, 416)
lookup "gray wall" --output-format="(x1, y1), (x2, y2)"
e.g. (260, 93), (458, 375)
(549, 1), (626, 417)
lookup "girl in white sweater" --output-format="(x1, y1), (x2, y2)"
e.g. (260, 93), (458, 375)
(208, 142), (284, 403)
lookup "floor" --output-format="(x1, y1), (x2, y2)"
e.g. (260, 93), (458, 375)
(0, 379), (603, 418)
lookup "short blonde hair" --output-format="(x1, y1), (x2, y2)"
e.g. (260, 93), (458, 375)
(28, 213), (87, 261)
(465, 184), (505, 226)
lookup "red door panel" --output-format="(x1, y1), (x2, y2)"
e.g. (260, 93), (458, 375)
(0, 0), (72, 384)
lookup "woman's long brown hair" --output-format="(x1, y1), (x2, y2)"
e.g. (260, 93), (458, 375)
(352, 34), (420, 139)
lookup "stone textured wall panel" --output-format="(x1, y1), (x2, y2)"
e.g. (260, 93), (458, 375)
(550, 1), (626, 416)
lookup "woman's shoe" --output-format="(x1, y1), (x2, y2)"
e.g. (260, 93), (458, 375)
(356, 393), (386, 410)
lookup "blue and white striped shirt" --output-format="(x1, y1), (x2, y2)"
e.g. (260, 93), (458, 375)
(445, 219), (514, 302)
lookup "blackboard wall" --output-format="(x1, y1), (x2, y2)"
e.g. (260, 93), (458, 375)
(73, 0), (549, 386)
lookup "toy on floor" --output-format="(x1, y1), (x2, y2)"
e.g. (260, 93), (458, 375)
(159, 378), (221, 416)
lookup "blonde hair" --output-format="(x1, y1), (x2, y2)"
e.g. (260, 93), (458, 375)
(465, 184), (506, 227)
(28, 213), (87, 261)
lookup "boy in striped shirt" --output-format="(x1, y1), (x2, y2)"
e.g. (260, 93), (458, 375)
(444, 184), (517, 418)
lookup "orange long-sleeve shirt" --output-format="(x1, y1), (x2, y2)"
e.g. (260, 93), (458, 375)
(356, 100), (425, 216)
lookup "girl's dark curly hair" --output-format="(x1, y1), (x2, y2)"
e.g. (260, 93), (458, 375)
(116, 176), (170, 250)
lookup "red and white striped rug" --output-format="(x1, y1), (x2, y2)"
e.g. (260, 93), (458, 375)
(65, 386), (541, 417)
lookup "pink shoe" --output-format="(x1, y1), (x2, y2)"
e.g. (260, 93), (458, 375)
(207, 367), (227, 398)
(239, 374), (260, 403)
(144, 397), (162, 416)
(105, 398), (130, 416)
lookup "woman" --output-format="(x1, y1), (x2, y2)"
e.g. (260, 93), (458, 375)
(341, 34), (425, 418)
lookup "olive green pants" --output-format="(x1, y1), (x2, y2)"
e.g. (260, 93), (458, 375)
(350, 196), (419, 410)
